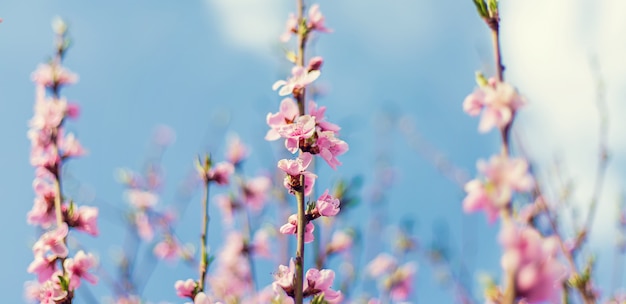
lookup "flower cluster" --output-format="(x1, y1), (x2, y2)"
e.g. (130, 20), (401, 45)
(25, 19), (98, 304)
(272, 259), (343, 303)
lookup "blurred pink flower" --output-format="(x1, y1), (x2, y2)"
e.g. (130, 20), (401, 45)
(125, 190), (158, 209)
(463, 78), (526, 133)
(33, 223), (69, 258)
(67, 205), (99, 236)
(64, 250), (98, 290)
(279, 13), (298, 43)
(367, 253), (397, 277)
(175, 279), (197, 298)
(207, 162), (234, 185)
(307, 4), (332, 33)
(31, 63), (78, 88)
(226, 134), (249, 166)
(463, 155), (534, 223)
(327, 230), (353, 253)
(154, 238), (179, 261)
(499, 224), (568, 303)
(243, 176), (271, 211)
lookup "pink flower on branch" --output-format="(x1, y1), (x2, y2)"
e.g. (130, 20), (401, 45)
(463, 77), (526, 133)
(315, 130), (348, 169)
(307, 4), (332, 33)
(266, 98), (300, 141)
(277, 115), (316, 153)
(278, 152), (317, 196)
(31, 63), (78, 88)
(499, 224), (568, 303)
(64, 250), (98, 290)
(175, 279), (197, 299)
(32, 223), (69, 258)
(272, 66), (320, 97)
(304, 268), (343, 303)
(315, 189), (340, 217)
(463, 155), (534, 223)
(280, 214), (315, 243)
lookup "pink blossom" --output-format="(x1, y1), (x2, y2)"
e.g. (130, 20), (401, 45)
(67, 205), (99, 236)
(462, 180), (500, 223)
(31, 63), (78, 88)
(316, 189), (340, 216)
(304, 268), (343, 304)
(271, 283), (295, 304)
(27, 255), (57, 282)
(315, 131), (349, 169)
(279, 214), (315, 243)
(278, 115), (316, 153)
(154, 238), (179, 261)
(389, 262), (417, 301)
(463, 78), (526, 133)
(33, 223), (69, 258)
(266, 98), (299, 141)
(327, 230), (353, 253)
(279, 13), (298, 43)
(215, 194), (237, 225)
(135, 212), (153, 241)
(463, 156), (534, 223)
(27, 195), (56, 228)
(307, 4), (332, 33)
(64, 250), (98, 290)
(28, 279), (67, 304)
(30, 96), (67, 131)
(273, 259), (296, 289)
(242, 176), (271, 211)
(272, 66), (321, 97)
(59, 132), (86, 158)
(66, 103), (80, 119)
(252, 229), (272, 258)
(175, 279), (197, 298)
(278, 153), (317, 196)
(499, 224), (568, 303)
(194, 292), (219, 304)
(126, 189), (158, 209)
(207, 162), (234, 185)
(278, 152), (313, 175)
(226, 134), (249, 166)
(307, 57), (324, 72)
(308, 101), (340, 133)
(367, 253), (397, 277)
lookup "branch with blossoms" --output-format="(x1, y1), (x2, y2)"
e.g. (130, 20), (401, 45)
(460, 1), (611, 303)
(267, 1), (347, 303)
(25, 18), (98, 304)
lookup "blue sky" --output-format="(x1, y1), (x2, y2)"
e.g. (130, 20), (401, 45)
(1, 0), (625, 303)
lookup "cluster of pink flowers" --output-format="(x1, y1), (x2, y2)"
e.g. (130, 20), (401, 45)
(462, 67), (568, 302)
(272, 259), (343, 303)
(25, 20), (99, 304)
(499, 224), (568, 303)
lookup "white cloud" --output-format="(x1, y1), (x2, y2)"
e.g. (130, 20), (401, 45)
(502, 0), (626, 245)
(206, 0), (285, 54)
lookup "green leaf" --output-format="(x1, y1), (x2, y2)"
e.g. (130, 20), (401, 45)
(472, 0), (488, 18)
(58, 275), (70, 291)
(475, 71), (488, 87)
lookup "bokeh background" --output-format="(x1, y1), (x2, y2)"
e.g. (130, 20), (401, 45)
(1, 0), (625, 302)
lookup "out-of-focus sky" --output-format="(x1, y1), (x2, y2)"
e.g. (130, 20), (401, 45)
(1, 0), (625, 303)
